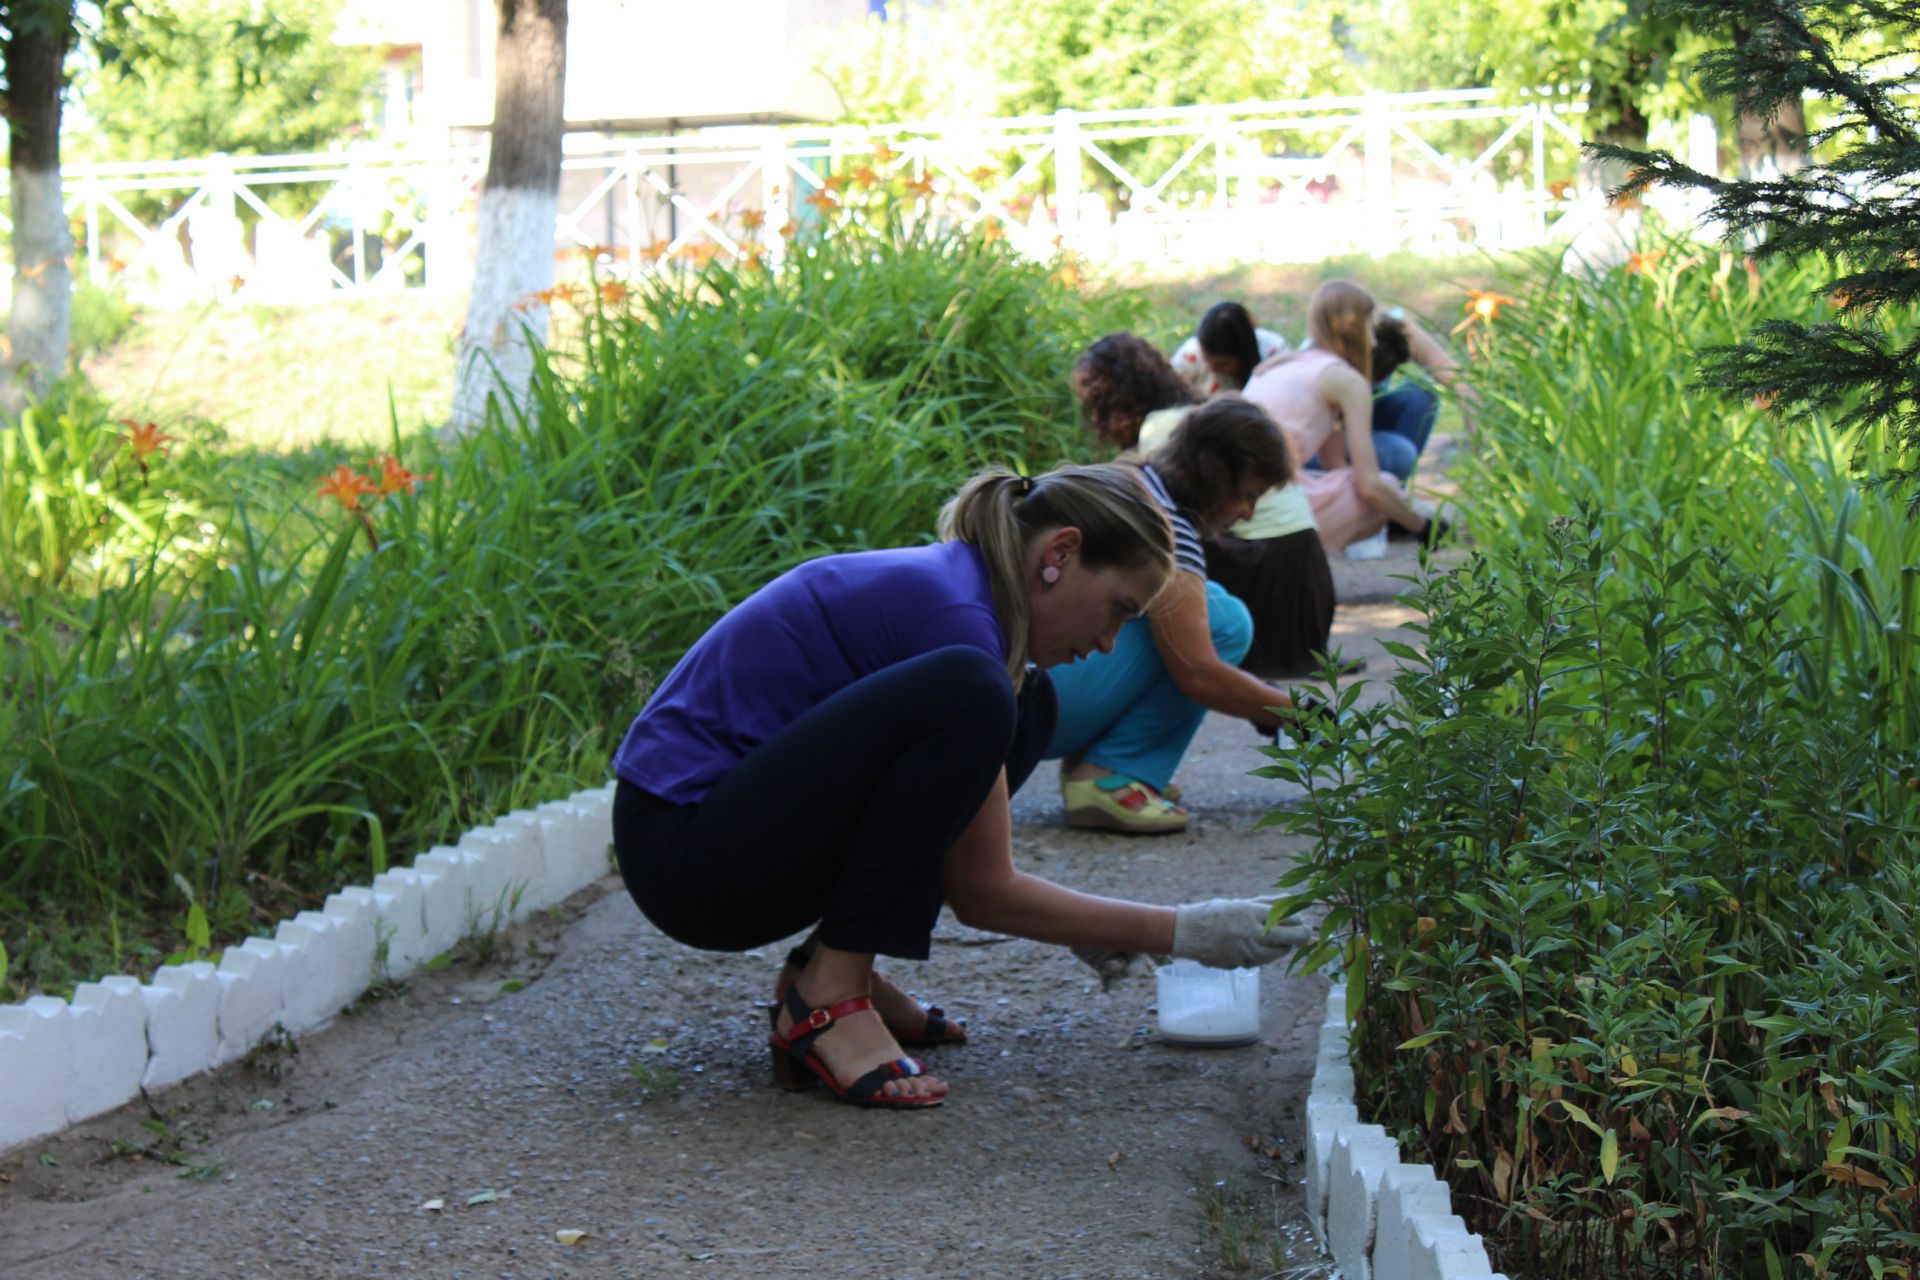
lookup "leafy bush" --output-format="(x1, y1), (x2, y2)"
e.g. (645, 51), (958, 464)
(1266, 243), (1920, 1276)
(0, 226), (1138, 997)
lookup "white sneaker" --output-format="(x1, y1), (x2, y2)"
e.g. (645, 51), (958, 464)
(1344, 528), (1388, 560)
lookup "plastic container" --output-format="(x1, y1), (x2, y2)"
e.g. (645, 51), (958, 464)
(1155, 961), (1261, 1047)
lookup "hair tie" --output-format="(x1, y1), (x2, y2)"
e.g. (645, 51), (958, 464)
(1018, 475), (1036, 497)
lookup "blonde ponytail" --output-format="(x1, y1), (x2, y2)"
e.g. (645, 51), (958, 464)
(941, 464), (1174, 688)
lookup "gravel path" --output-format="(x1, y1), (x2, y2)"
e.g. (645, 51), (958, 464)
(0, 545), (1439, 1280)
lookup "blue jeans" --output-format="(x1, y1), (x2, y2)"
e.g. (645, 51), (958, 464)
(1043, 581), (1254, 792)
(1372, 381), (1440, 481)
(1303, 379), (1440, 482)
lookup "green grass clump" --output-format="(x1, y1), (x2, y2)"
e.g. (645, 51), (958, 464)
(0, 224), (1140, 997)
(1265, 236), (1920, 1277)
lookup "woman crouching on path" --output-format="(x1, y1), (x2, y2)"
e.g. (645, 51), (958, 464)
(609, 464), (1304, 1110)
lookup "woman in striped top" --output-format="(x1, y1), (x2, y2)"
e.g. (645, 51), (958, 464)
(1043, 398), (1313, 834)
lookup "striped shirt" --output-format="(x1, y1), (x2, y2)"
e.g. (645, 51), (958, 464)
(1139, 463), (1207, 579)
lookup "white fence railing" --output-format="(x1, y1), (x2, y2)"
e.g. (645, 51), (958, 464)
(28, 87), (1594, 307)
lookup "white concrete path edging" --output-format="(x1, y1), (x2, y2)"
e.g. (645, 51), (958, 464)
(1307, 983), (1510, 1280)
(0, 784), (617, 1154)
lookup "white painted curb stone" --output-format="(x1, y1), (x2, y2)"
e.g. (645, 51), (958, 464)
(1, 786), (619, 1155)
(1374, 1165), (1459, 1280)
(141, 962), (220, 1090)
(1307, 982), (1510, 1280)
(0, 997), (73, 1147)
(213, 938), (288, 1067)
(369, 868), (434, 976)
(66, 977), (147, 1123)
(1328, 1123), (1403, 1280)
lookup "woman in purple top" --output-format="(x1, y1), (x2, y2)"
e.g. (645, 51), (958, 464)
(611, 463), (1307, 1110)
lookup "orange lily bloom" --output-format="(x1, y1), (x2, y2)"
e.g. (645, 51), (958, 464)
(318, 465), (379, 512)
(981, 218), (1004, 243)
(872, 142), (899, 165)
(851, 166), (880, 188)
(374, 455), (431, 497)
(905, 175), (936, 199)
(823, 174), (849, 193)
(121, 419), (176, 461)
(1451, 290), (1517, 334)
(1625, 250), (1664, 275)
(739, 209), (766, 230)
(777, 219), (800, 240)
(599, 280), (629, 306)
(804, 189), (838, 213)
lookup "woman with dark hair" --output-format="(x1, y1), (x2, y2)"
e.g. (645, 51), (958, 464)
(1072, 333), (1339, 680)
(612, 462), (1307, 1110)
(1171, 301), (1289, 396)
(1045, 396), (1316, 834)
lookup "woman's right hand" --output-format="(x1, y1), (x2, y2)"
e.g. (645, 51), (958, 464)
(1171, 898), (1310, 968)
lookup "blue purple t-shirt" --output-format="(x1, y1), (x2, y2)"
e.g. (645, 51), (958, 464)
(612, 541), (1005, 804)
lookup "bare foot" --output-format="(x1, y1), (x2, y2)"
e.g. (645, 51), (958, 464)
(775, 976), (948, 1103)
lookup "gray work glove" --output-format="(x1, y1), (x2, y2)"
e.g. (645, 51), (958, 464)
(1171, 898), (1311, 969)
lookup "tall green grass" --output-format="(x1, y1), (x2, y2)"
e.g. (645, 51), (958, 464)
(0, 225), (1141, 997)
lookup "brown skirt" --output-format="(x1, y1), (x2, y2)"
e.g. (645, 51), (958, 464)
(1203, 529), (1337, 678)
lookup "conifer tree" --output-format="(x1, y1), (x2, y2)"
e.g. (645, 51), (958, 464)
(1591, 0), (1919, 506)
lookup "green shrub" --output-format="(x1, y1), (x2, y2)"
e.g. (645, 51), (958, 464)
(0, 226), (1140, 995)
(1266, 241), (1920, 1277)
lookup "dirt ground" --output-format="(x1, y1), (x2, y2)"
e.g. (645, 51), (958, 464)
(0, 559), (1432, 1280)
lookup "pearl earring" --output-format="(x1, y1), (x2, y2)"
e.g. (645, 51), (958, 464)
(1041, 565), (1061, 586)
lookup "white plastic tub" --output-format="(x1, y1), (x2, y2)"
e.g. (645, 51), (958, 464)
(1156, 961), (1261, 1047)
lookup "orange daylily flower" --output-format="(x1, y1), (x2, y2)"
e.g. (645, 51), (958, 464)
(804, 189), (839, 213)
(1625, 250), (1664, 275)
(1049, 263), (1082, 288)
(777, 219), (800, 240)
(318, 464), (379, 512)
(1752, 390), (1778, 414)
(1829, 287), (1852, 309)
(969, 166), (998, 186)
(743, 246), (767, 270)
(374, 455), (431, 497)
(872, 142), (899, 165)
(1547, 180), (1572, 200)
(739, 209), (766, 230)
(851, 166), (880, 188)
(599, 280), (629, 306)
(121, 419), (176, 461)
(981, 218), (1005, 243)
(905, 175), (936, 199)
(1452, 290), (1517, 334)
(823, 174), (850, 193)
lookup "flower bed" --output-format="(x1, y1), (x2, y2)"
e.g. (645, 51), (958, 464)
(1266, 241), (1920, 1277)
(0, 225), (1141, 999)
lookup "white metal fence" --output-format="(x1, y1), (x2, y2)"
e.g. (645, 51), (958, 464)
(29, 87), (1594, 307)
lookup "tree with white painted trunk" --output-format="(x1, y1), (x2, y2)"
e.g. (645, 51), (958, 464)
(1, 0), (79, 419)
(450, 0), (568, 435)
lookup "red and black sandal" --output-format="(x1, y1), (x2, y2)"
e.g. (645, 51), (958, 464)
(767, 983), (945, 1110)
(772, 945), (968, 1049)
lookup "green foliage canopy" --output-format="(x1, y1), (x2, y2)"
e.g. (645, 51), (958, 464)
(74, 0), (379, 163)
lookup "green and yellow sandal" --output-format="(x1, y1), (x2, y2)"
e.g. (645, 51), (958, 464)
(1061, 773), (1190, 834)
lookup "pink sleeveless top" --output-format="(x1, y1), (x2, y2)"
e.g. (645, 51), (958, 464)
(1242, 351), (1389, 554)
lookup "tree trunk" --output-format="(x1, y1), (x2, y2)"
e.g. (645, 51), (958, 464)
(449, 0), (568, 434)
(2, 7), (76, 419)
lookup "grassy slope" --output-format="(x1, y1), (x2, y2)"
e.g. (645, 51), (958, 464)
(83, 291), (466, 448)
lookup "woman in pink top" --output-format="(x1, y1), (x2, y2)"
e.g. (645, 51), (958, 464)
(1242, 280), (1438, 553)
